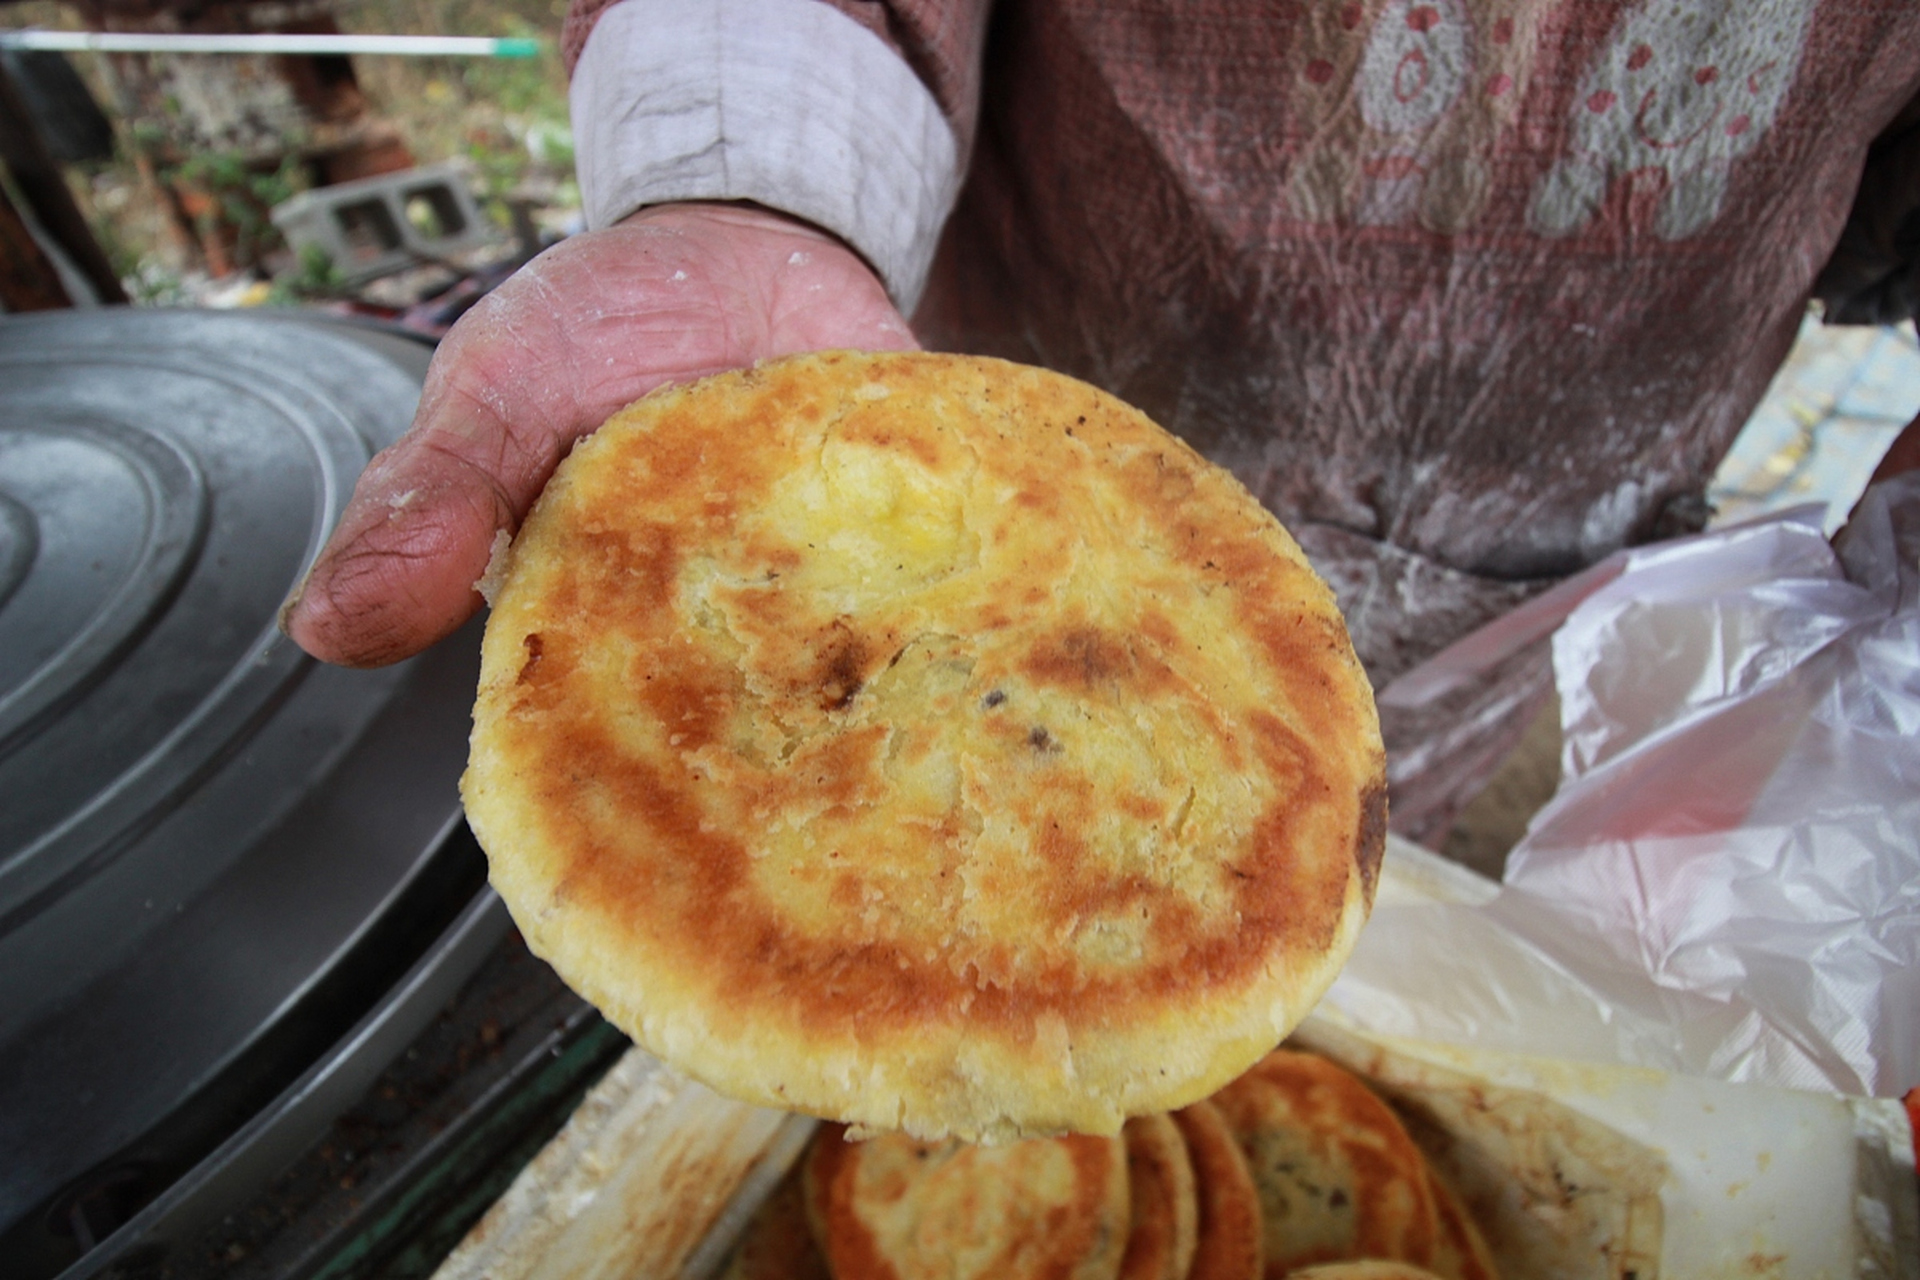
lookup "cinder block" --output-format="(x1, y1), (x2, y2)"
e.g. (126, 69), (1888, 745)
(271, 164), (496, 281)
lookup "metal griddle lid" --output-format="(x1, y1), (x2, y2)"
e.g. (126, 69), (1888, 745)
(0, 308), (475, 1242)
(0, 309), (383, 921)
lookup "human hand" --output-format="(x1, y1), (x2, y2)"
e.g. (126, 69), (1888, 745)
(282, 202), (916, 667)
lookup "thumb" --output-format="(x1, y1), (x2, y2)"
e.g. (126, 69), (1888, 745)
(280, 433), (516, 667)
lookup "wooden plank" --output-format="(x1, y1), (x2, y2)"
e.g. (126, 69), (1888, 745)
(0, 176), (70, 311)
(0, 55), (127, 304)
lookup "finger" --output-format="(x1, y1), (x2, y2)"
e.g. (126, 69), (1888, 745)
(281, 436), (514, 666)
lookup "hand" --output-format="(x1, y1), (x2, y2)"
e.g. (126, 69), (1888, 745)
(282, 202), (916, 667)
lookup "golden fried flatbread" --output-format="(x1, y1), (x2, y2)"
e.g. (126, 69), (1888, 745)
(1210, 1051), (1440, 1276)
(1119, 1114), (1199, 1280)
(720, 1164), (830, 1280)
(803, 1124), (1129, 1280)
(465, 351), (1385, 1140)
(1172, 1101), (1265, 1280)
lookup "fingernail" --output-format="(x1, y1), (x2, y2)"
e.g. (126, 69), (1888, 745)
(277, 561), (318, 637)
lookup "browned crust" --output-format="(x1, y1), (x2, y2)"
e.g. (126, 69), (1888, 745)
(1284, 1265), (1450, 1280)
(495, 702), (1356, 1035)
(467, 352), (1385, 1136)
(1119, 1114), (1199, 1280)
(1210, 1051), (1441, 1277)
(1172, 1101), (1265, 1280)
(804, 1124), (1128, 1280)
(1355, 780), (1389, 908)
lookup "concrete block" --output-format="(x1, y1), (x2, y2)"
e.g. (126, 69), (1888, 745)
(271, 164), (496, 281)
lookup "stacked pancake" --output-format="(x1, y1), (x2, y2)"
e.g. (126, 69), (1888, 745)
(723, 1048), (1496, 1280)
(465, 352), (1387, 1143)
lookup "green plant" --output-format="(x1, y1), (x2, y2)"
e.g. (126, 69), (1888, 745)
(457, 18), (562, 116)
(125, 259), (192, 306)
(174, 149), (306, 267)
(268, 239), (347, 303)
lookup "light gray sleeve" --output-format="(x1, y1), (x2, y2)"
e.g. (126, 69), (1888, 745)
(569, 0), (962, 312)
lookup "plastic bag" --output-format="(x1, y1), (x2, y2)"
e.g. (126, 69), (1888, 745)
(1362, 473), (1920, 1098)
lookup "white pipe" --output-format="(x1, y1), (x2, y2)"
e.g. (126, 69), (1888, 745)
(0, 30), (542, 58)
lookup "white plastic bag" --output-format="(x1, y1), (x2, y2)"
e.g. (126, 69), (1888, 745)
(1492, 472), (1920, 1097)
(1360, 473), (1920, 1097)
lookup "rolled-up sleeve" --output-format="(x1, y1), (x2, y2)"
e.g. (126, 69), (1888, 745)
(568, 0), (966, 311)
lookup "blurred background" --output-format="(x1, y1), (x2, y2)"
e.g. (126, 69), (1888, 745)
(1, 0), (578, 325)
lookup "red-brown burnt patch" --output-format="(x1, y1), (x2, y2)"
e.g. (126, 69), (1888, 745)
(1355, 780), (1388, 906)
(815, 621), (871, 712)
